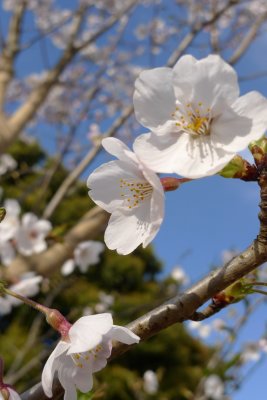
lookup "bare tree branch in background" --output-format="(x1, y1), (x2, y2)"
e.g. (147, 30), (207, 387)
(0, 0), (138, 152)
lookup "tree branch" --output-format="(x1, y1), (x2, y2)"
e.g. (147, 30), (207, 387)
(21, 171), (267, 400)
(0, 1), (137, 153)
(167, 0), (239, 67)
(0, 1), (26, 111)
(229, 12), (267, 65)
(3, 206), (109, 281)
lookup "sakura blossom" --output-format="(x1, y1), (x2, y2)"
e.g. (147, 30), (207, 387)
(0, 274), (43, 315)
(95, 291), (114, 313)
(0, 199), (20, 242)
(7, 274), (43, 307)
(0, 386), (21, 399)
(133, 54), (267, 178)
(0, 297), (12, 317)
(61, 240), (104, 275)
(0, 358), (21, 399)
(170, 265), (189, 285)
(203, 375), (225, 400)
(188, 321), (211, 339)
(42, 313), (140, 400)
(0, 199), (20, 266)
(15, 213), (52, 256)
(0, 239), (16, 267)
(143, 370), (159, 394)
(87, 137), (164, 255)
(0, 154), (17, 175)
(241, 343), (261, 363)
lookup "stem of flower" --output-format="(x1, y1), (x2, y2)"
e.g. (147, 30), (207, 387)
(4, 287), (72, 336)
(4, 287), (49, 315)
(160, 177), (192, 192)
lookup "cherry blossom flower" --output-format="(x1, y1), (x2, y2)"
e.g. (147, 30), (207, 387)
(143, 370), (158, 394)
(259, 338), (267, 353)
(0, 199), (20, 242)
(133, 54), (267, 178)
(61, 240), (104, 275)
(188, 321), (211, 339)
(203, 375), (224, 400)
(0, 297), (12, 317)
(15, 213), (52, 256)
(7, 274), (43, 307)
(87, 137), (164, 255)
(0, 357), (21, 399)
(42, 313), (140, 400)
(0, 199), (20, 266)
(241, 343), (261, 363)
(0, 154), (17, 175)
(0, 239), (16, 266)
(95, 291), (114, 313)
(0, 386), (21, 399)
(0, 274), (43, 316)
(171, 265), (189, 285)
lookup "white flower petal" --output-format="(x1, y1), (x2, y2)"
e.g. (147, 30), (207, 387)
(88, 137), (164, 253)
(133, 67), (175, 132)
(4, 199), (20, 216)
(104, 203), (154, 255)
(57, 358), (78, 400)
(8, 388), (21, 400)
(74, 241), (104, 273)
(102, 137), (132, 163)
(134, 132), (179, 173)
(109, 325), (140, 344)
(21, 213), (38, 228)
(211, 103), (252, 152)
(87, 160), (143, 213)
(34, 220), (52, 235)
(0, 297), (12, 315)
(61, 259), (75, 276)
(73, 368), (93, 393)
(173, 54), (239, 109)
(42, 341), (69, 398)
(91, 340), (112, 372)
(134, 132), (234, 179)
(68, 314), (113, 353)
(229, 91), (267, 150)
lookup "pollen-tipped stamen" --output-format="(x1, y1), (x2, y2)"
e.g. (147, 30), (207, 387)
(120, 178), (153, 209)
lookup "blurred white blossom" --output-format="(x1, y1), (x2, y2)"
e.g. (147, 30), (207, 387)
(8, 274), (43, 307)
(171, 265), (189, 285)
(0, 154), (17, 175)
(61, 240), (104, 275)
(203, 375), (224, 400)
(15, 213), (52, 256)
(143, 370), (158, 394)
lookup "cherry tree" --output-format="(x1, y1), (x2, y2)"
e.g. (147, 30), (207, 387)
(0, 0), (267, 399)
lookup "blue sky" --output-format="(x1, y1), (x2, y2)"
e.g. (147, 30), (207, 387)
(1, 1), (267, 398)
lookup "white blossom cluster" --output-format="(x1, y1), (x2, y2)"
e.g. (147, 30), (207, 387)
(61, 240), (105, 276)
(0, 274), (42, 317)
(88, 54), (267, 255)
(0, 199), (52, 266)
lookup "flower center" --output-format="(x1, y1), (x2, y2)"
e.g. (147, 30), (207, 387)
(120, 178), (153, 209)
(172, 101), (212, 137)
(29, 229), (38, 239)
(71, 344), (103, 368)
